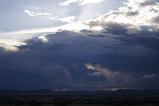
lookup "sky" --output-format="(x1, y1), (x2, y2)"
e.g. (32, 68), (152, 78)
(0, 0), (159, 90)
(0, 0), (123, 32)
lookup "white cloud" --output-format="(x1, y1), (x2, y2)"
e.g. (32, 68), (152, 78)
(80, 0), (105, 5)
(85, 64), (120, 79)
(87, 0), (159, 33)
(24, 9), (77, 23)
(2, 22), (88, 35)
(24, 10), (35, 17)
(0, 45), (18, 52)
(0, 39), (26, 51)
(143, 73), (156, 79)
(60, 0), (78, 6)
(85, 63), (130, 83)
(38, 34), (48, 43)
(24, 10), (51, 17)
(85, 64), (96, 70)
(24, 9), (59, 20)
(60, 0), (104, 6)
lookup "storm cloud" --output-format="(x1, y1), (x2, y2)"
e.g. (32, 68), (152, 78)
(0, 0), (159, 90)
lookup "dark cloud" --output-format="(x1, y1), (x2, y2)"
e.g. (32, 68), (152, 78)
(0, 28), (159, 90)
(139, 0), (156, 6)
(126, 11), (139, 16)
(152, 16), (159, 24)
(0, 0), (159, 90)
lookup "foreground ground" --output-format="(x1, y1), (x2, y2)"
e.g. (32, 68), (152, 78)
(0, 91), (159, 106)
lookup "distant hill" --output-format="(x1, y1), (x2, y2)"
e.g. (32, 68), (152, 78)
(0, 89), (159, 96)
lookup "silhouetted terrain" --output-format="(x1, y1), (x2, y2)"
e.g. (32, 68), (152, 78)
(0, 89), (159, 106)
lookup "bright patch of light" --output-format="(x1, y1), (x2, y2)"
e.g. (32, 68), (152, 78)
(38, 35), (48, 43)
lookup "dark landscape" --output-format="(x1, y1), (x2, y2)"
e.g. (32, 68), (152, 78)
(0, 89), (159, 106)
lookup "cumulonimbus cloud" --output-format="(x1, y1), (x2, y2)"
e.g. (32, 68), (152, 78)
(0, 0), (159, 90)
